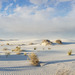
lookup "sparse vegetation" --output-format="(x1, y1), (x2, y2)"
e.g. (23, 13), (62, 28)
(6, 43), (9, 45)
(5, 52), (10, 58)
(3, 48), (8, 51)
(16, 52), (21, 55)
(68, 50), (72, 55)
(24, 52), (27, 56)
(34, 47), (37, 50)
(28, 53), (39, 66)
(55, 40), (62, 44)
(12, 46), (22, 52)
(48, 48), (51, 50)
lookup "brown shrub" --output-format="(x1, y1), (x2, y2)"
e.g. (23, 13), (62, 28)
(28, 53), (39, 66)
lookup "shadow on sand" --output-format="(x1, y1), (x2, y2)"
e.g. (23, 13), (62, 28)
(0, 55), (28, 61)
(40, 59), (75, 66)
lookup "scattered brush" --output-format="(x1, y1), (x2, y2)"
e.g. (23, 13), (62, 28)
(16, 52), (21, 55)
(3, 48), (8, 51)
(6, 43), (9, 45)
(24, 52), (27, 56)
(5, 52), (10, 58)
(68, 50), (72, 55)
(48, 48), (51, 50)
(34, 47), (37, 50)
(28, 53), (39, 66)
(12, 46), (22, 52)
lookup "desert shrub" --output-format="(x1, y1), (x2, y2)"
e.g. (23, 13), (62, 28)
(24, 52), (27, 56)
(28, 53), (39, 66)
(5, 52), (10, 58)
(34, 47), (37, 50)
(3, 48), (8, 51)
(29, 43), (34, 45)
(68, 50), (72, 55)
(16, 52), (21, 55)
(41, 39), (52, 46)
(12, 46), (22, 52)
(55, 40), (62, 44)
(6, 43), (9, 45)
(48, 48), (51, 50)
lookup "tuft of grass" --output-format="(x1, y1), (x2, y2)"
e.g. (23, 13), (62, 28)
(5, 52), (10, 58)
(6, 43), (9, 45)
(24, 52), (27, 56)
(3, 48), (8, 51)
(16, 52), (21, 55)
(34, 47), (37, 50)
(28, 53), (39, 66)
(12, 46), (22, 52)
(48, 48), (51, 50)
(68, 50), (72, 55)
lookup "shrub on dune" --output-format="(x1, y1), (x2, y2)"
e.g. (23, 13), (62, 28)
(28, 53), (39, 66)
(55, 40), (62, 44)
(3, 48), (8, 51)
(6, 43), (9, 45)
(12, 46), (22, 52)
(5, 52), (10, 58)
(41, 39), (52, 46)
(68, 50), (72, 55)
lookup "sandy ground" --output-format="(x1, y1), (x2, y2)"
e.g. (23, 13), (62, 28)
(0, 39), (75, 75)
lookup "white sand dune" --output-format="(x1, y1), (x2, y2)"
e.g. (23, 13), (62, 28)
(0, 39), (75, 75)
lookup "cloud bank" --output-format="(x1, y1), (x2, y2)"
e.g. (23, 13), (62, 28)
(0, 0), (75, 39)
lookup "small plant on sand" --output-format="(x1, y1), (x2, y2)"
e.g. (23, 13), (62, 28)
(16, 52), (21, 55)
(3, 48), (8, 51)
(5, 52), (10, 58)
(6, 43), (9, 45)
(68, 50), (72, 55)
(48, 48), (51, 50)
(34, 47), (37, 50)
(12, 46), (22, 52)
(28, 53), (39, 66)
(24, 52), (27, 56)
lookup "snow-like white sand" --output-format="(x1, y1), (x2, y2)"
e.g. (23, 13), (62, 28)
(0, 39), (75, 75)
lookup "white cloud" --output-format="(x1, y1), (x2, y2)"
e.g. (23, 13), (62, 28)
(0, 0), (75, 38)
(4, 3), (13, 11)
(30, 0), (48, 5)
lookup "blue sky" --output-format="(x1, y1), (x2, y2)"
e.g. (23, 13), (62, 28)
(0, 0), (75, 39)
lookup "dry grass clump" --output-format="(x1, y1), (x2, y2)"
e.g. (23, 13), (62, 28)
(16, 52), (21, 55)
(48, 48), (51, 50)
(55, 69), (70, 75)
(5, 52), (10, 58)
(24, 52), (27, 56)
(34, 47), (37, 50)
(6, 43), (9, 45)
(29, 43), (34, 45)
(41, 39), (52, 46)
(12, 46), (22, 52)
(55, 40), (62, 44)
(68, 50), (72, 55)
(3, 48), (8, 51)
(28, 53), (39, 66)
